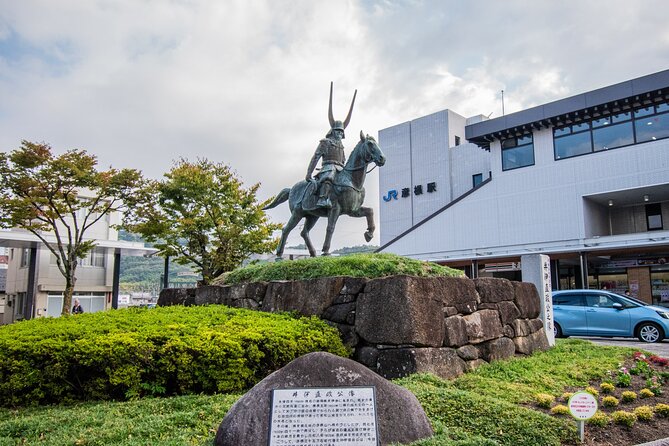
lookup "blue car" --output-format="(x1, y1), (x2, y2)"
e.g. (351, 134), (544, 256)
(552, 289), (669, 343)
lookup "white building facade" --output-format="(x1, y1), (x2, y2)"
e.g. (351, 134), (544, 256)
(378, 69), (669, 307)
(1, 210), (154, 322)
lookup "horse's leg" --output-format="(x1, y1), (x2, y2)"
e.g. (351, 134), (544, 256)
(277, 211), (303, 258)
(349, 206), (375, 241)
(321, 207), (341, 256)
(300, 215), (319, 257)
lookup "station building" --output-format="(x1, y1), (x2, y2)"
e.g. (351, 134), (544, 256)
(377, 69), (669, 307)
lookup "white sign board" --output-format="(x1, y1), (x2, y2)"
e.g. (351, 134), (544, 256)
(568, 391), (598, 420)
(269, 386), (379, 445)
(521, 254), (555, 346)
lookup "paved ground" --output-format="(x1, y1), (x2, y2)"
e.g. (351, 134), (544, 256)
(574, 337), (669, 358)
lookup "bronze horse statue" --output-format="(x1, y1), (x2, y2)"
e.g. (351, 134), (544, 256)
(263, 131), (386, 257)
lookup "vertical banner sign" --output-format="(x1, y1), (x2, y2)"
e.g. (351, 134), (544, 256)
(269, 386), (379, 445)
(521, 254), (555, 346)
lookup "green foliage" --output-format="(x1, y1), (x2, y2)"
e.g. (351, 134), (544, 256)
(549, 404), (569, 416)
(602, 396), (619, 407)
(639, 388), (655, 398)
(633, 405), (654, 421)
(600, 382), (615, 394)
(220, 253), (463, 285)
(620, 391), (637, 403)
(0, 305), (347, 407)
(611, 410), (637, 427)
(0, 393), (238, 445)
(615, 368), (632, 387)
(655, 403), (669, 417)
(534, 393), (555, 409)
(120, 255), (199, 294)
(123, 159), (281, 284)
(450, 339), (631, 405)
(397, 375), (576, 446)
(0, 141), (147, 314)
(587, 411), (610, 427)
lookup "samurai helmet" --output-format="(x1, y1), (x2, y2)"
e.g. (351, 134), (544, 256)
(327, 81), (357, 139)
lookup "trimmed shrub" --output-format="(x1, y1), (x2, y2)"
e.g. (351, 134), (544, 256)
(611, 410), (637, 427)
(587, 411), (610, 427)
(550, 404), (570, 416)
(535, 393), (555, 409)
(656, 403), (669, 418)
(621, 391), (637, 403)
(633, 406), (654, 422)
(599, 382), (615, 394)
(0, 305), (348, 407)
(639, 388), (655, 398)
(602, 396), (619, 408)
(584, 386), (599, 397)
(561, 392), (574, 401)
(218, 253), (463, 284)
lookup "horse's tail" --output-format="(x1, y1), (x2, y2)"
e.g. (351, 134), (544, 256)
(262, 188), (291, 210)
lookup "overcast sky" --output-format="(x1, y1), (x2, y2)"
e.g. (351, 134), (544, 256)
(1, 1), (668, 251)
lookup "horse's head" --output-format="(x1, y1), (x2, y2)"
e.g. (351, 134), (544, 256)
(357, 130), (386, 167)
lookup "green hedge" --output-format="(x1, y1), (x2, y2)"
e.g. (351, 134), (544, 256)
(0, 305), (348, 407)
(219, 253), (463, 284)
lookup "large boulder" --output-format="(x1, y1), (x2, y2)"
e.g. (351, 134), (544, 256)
(474, 278), (514, 303)
(157, 287), (195, 306)
(513, 281), (541, 319)
(514, 329), (550, 355)
(356, 276), (444, 347)
(476, 337), (516, 362)
(376, 347), (466, 380)
(496, 301), (521, 326)
(433, 277), (479, 314)
(462, 309), (503, 344)
(443, 315), (468, 348)
(261, 277), (345, 316)
(215, 352), (433, 446)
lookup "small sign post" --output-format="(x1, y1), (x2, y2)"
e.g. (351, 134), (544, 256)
(568, 391), (598, 442)
(268, 386), (379, 445)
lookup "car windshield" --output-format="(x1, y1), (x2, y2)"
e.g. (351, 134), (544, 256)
(609, 292), (646, 307)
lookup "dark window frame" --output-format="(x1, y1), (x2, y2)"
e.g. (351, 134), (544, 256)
(646, 203), (663, 231)
(501, 134), (535, 171)
(472, 173), (483, 188)
(553, 101), (669, 161)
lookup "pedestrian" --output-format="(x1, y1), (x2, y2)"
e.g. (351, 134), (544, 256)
(72, 299), (84, 314)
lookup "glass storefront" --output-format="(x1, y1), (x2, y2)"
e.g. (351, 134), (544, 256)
(650, 269), (669, 308)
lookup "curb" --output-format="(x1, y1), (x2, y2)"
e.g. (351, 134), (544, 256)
(635, 438), (669, 446)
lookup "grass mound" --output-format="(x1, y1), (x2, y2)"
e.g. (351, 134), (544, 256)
(0, 305), (348, 407)
(218, 253), (463, 284)
(0, 339), (635, 445)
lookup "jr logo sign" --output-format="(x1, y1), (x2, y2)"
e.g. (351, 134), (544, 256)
(382, 190), (398, 202)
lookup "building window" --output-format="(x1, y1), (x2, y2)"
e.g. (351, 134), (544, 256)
(501, 134), (534, 171)
(472, 173), (483, 188)
(646, 203), (663, 231)
(454, 135), (461, 146)
(19, 248), (30, 268)
(554, 101), (669, 160)
(79, 247), (105, 267)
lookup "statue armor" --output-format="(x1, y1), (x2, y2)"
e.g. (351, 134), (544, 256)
(305, 82), (357, 208)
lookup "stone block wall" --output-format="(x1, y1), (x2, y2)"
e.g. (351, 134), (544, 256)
(159, 275), (549, 380)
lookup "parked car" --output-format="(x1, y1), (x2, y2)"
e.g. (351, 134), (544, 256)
(552, 289), (669, 343)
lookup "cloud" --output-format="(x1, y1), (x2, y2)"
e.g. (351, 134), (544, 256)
(1, 0), (669, 250)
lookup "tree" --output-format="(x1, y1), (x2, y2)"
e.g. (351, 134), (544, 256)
(123, 158), (280, 284)
(0, 141), (147, 315)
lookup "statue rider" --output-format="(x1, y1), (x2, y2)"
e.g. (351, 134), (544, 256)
(305, 82), (357, 208)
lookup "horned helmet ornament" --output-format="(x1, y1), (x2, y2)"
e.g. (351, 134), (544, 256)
(327, 81), (357, 139)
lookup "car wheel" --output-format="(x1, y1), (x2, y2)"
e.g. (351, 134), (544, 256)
(554, 323), (566, 338)
(637, 323), (663, 343)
